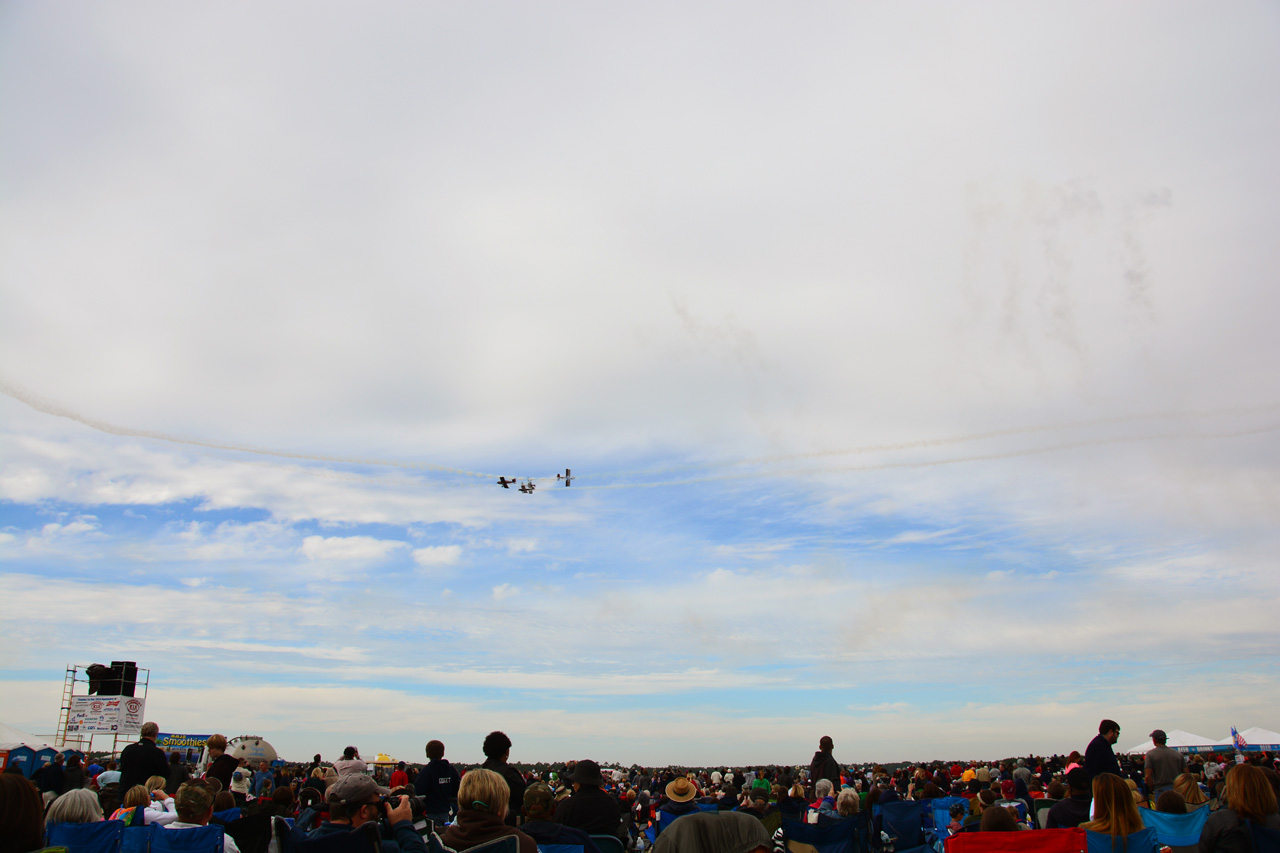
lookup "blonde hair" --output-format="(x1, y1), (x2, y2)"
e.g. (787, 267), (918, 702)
(1174, 773), (1207, 807)
(206, 734), (228, 752)
(1223, 764), (1278, 823)
(1083, 773), (1144, 837)
(122, 785), (150, 809)
(145, 775), (168, 795)
(46, 789), (104, 823)
(836, 789), (860, 816)
(459, 768), (510, 819)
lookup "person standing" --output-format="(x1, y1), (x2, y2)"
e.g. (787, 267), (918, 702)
(553, 760), (623, 839)
(120, 722), (169, 792)
(809, 736), (841, 794)
(1144, 730), (1186, 799)
(480, 731), (526, 827)
(416, 739), (461, 827)
(1083, 719), (1123, 782)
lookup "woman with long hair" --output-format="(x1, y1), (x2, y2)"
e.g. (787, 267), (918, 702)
(0, 774), (45, 853)
(1174, 773), (1209, 811)
(1083, 773), (1155, 852)
(1199, 764), (1280, 853)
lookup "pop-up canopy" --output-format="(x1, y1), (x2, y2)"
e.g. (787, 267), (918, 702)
(1124, 729), (1222, 754)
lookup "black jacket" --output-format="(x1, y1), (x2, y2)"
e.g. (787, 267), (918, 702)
(481, 758), (526, 827)
(414, 758), (461, 816)
(119, 738), (169, 792)
(554, 786), (623, 837)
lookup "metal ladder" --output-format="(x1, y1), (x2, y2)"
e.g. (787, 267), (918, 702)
(54, 664), (87, 750)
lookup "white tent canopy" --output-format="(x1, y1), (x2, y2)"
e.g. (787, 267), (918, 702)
(1210, 727), (1280, 750)
(1124, 729), (1221, 754)
(0, 722), (57, 750)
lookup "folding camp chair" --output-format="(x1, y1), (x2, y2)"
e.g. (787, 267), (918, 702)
(944, 827), (1087, 853)
(1084, 827), (1160, 853)
(290, 822), (382, 853)
(1140, 804), (1210, 853)
(46, 820), (124, 853)
(466, 838), (521, 853)
(783, 814), (864, 853)
(1035, 800), (1060, 830)
(1251, 821), (1280, 853)
(589, 835), (627, 853)
(881, 801), (925, 849)
(149, 823), (228, 853)
(537, 846), (584, 853)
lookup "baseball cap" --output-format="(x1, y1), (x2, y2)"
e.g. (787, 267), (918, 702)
(327, 774), (391, 806)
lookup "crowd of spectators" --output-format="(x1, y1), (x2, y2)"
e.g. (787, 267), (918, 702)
(2, 721), (1278, 853)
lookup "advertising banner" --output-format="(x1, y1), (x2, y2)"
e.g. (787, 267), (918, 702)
(66, 696), (146, 734)
(156, 733), (213, 764)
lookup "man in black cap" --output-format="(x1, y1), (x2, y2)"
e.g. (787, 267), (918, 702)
(304, 773), (428, 852)
(1046, 768), (1093, 828)
(520, 781), (602, 853)
(1144, 729), (1186, 799)
(553, 759), (623, 839)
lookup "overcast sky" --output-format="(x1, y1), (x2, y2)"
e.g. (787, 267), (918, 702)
(2, 1), (1278, 766)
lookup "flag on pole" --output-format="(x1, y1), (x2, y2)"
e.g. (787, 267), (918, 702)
(1231, 726), (1248, 751)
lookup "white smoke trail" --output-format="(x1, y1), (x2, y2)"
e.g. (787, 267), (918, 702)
(0, 376), (498, 479)
(573, 422), (1280, 489)
(575, 402), (1280, 482)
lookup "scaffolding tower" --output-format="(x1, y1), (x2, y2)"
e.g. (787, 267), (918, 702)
(55, 663), (151, 756)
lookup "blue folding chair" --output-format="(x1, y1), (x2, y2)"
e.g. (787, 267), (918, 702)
(290, 821), (382, 852)
(46, 820), (124, 853)
(882, 800), (925, 849)
(1140, 804), (1209, 853)
(538, 846), (584, 853)
(149, 823), (228, 853)
(1085, 827), (1160, 853)
(589, 836), (626, 853)
(122, 824), (151, 853)
(784, 815), (864, 853)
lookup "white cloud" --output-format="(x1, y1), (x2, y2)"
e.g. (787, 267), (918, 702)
(491, 583), (519, 601)
(302, 535), (406, 562)
(412, 545), (462, 567)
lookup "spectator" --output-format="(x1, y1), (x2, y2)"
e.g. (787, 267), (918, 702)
(1084, 720), (1123, 783)
(1047, 768), (1094, 829)
(554, 759), (623, 838)
(416, 739), (461, 827)
(0, 773), (45, 853)
(980, 805), (1020, 832)
(1200, 764), (1280, 853)
(835, 789), (860, 817)
(1083, 773), (1151, 849)
(252, 761), (273, 797)
(441, 768), (536, 853)
(204, 735), (238, 790)
(480, 731), (526, 827)
(1156, 790), (1187, 814)
(96, 760), (122, 790)
(45, 788), (103, 824)
(120, 723), (169, 793)
(390, 761), (409, 789)
(60, 754), (86, 794)
(1175, 773), (1209, 811)
(165, 782), (241, 853)
(165, 753), (190, 795)
(301, 773), (425, 853)
(519, 781), (601, 853)
(333, 746), (368, 777)
(109, 785), (151, 824)
(809, 736), (841, 794)
(33, 753), (65, 800)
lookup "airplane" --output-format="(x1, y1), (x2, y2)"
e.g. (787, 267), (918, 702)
(497, 477), (516, 489)
(556, 468), (574, 487)
(519, 480), (536, 494)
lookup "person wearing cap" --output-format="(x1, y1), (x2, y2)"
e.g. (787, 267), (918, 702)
(1046, 768), (1094, 828)
(1084, 719), (1123, 782)
(304, 773), (427, 853)
(737, 785), (782, 835)
(1144, 730), (1186, 799)
(809, 736), (841, 795)
(164, 782), (242, 853)
(519, 781), (602, 853)
(553, 759), (624, 839)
